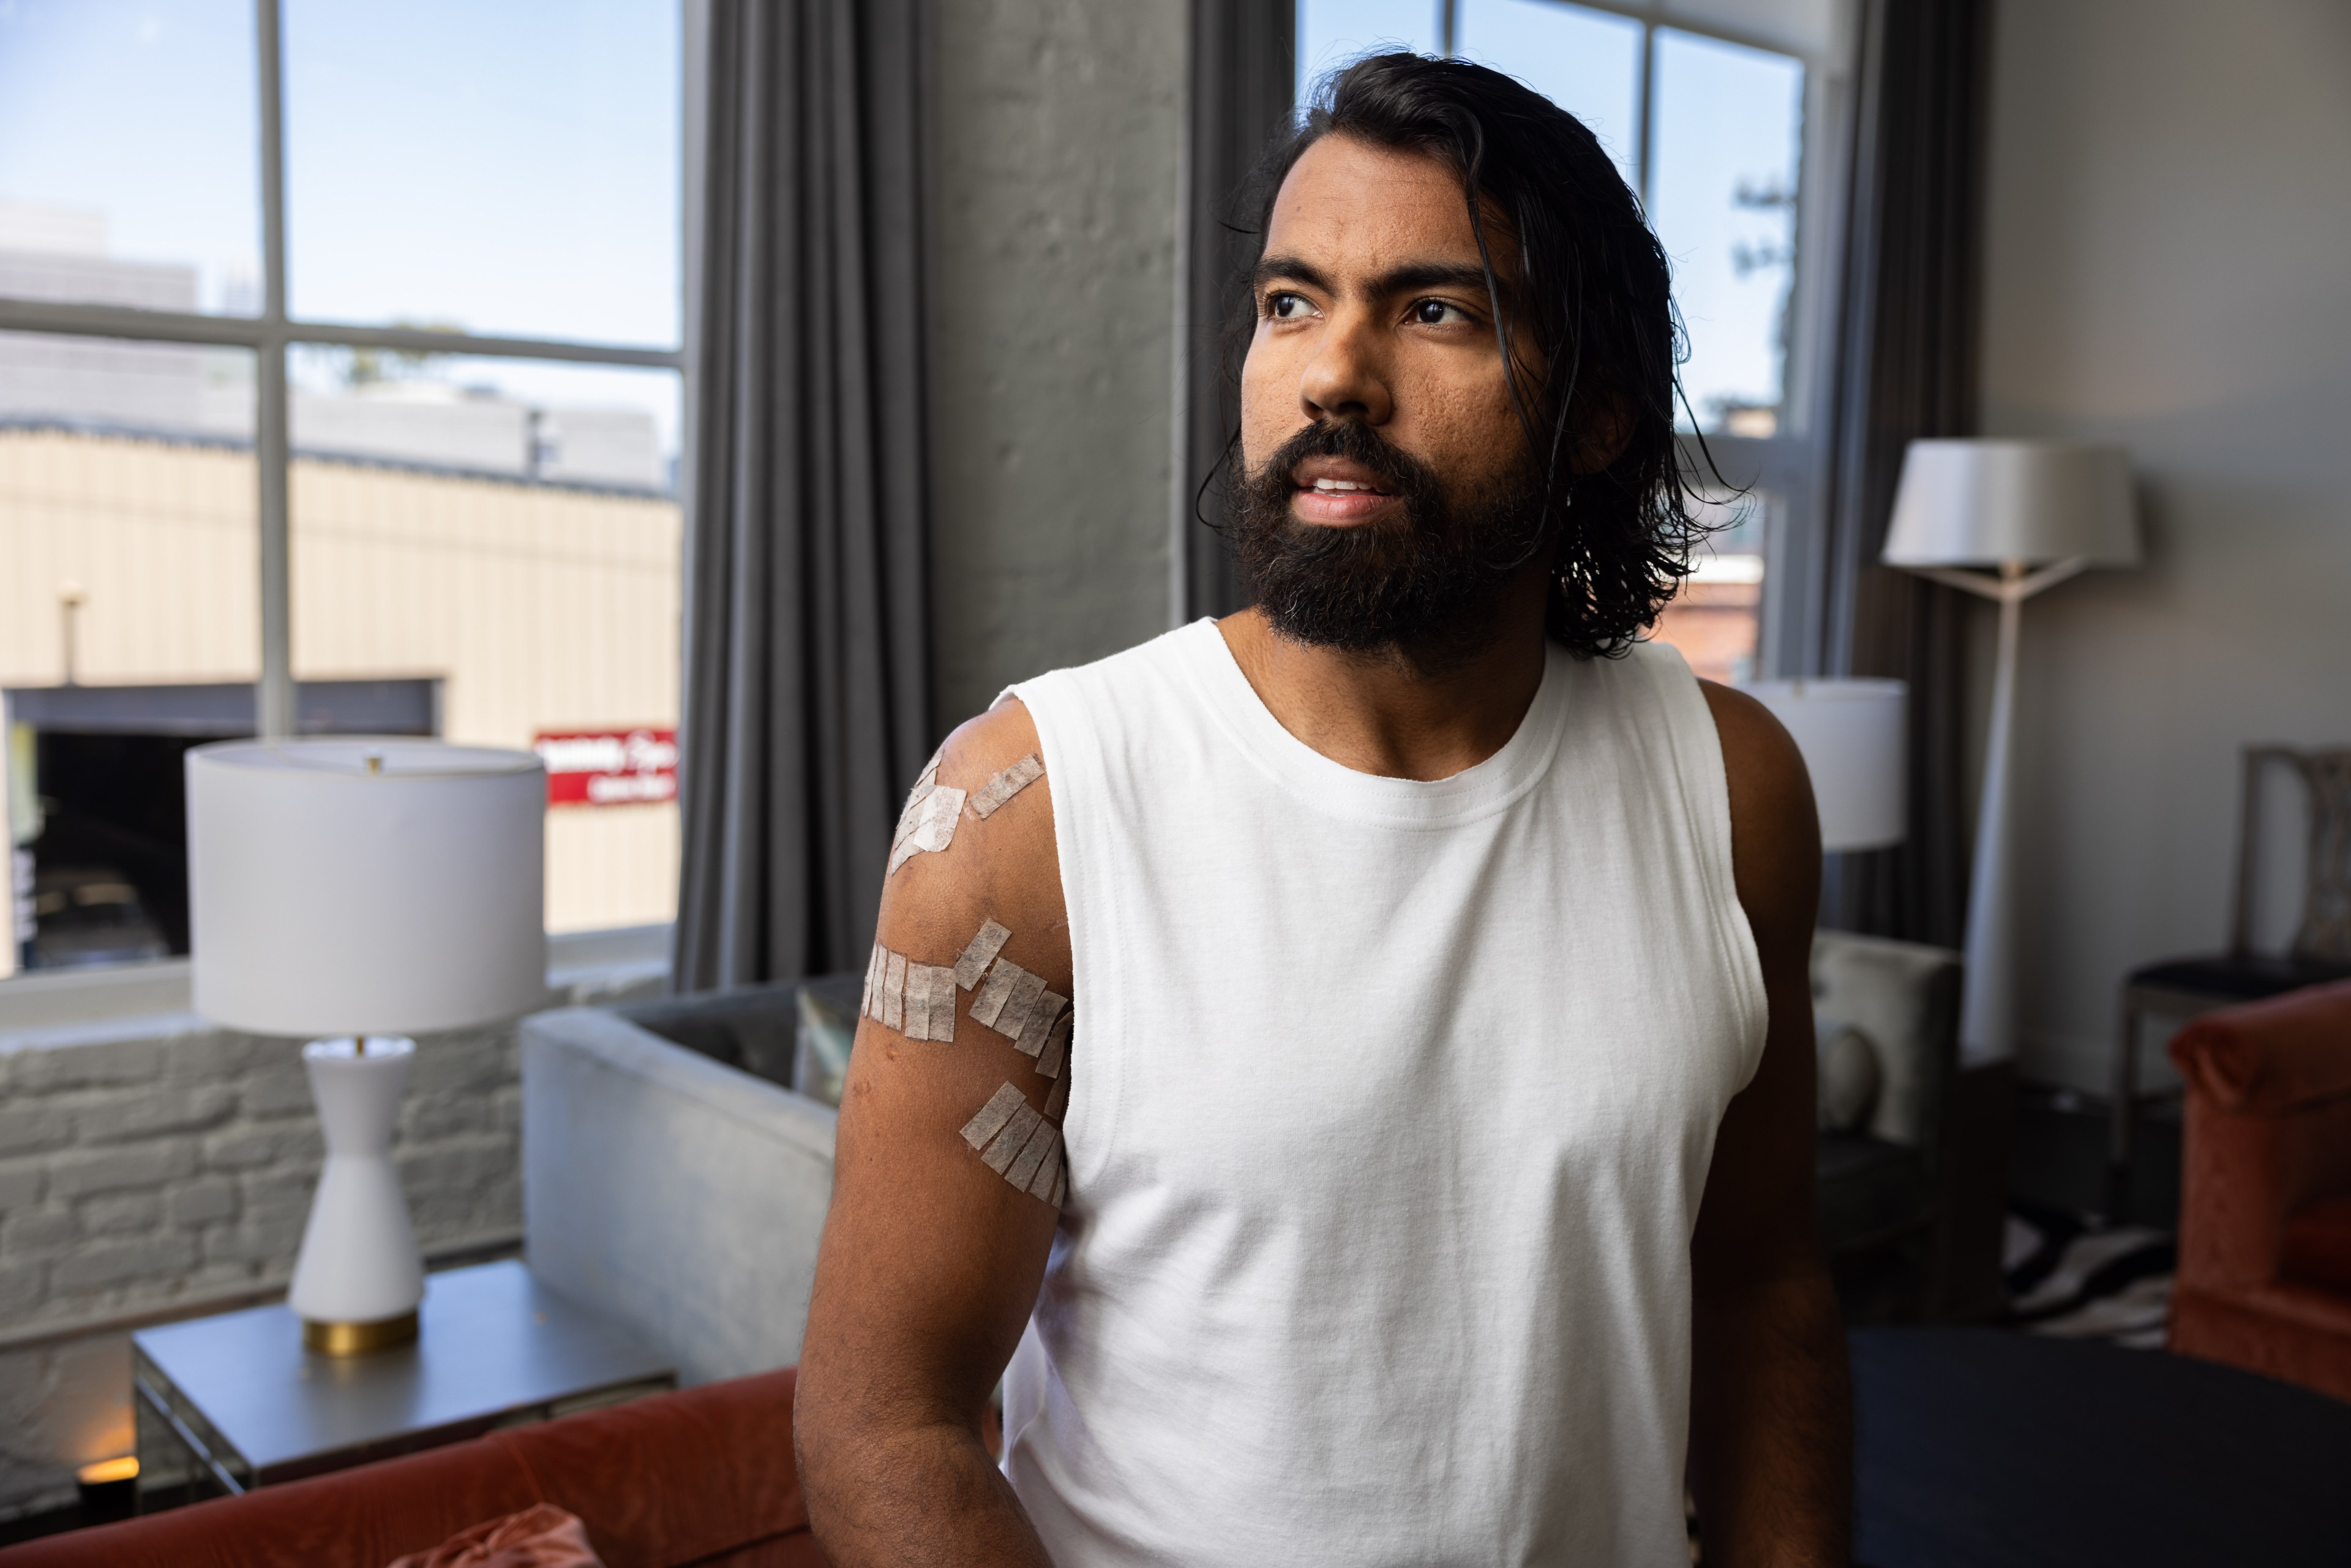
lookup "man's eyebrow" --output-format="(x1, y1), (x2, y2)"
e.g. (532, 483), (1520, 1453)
(1253, 253), (1333, 293)
(1250, 255), (1496, 300)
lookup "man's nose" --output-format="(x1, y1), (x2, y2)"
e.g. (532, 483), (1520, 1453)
(1299, 311), (1393, 426)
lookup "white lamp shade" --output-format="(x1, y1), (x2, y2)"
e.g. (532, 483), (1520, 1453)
(1883, 440), (2139, 568)
(1742, 678), (1908, 852)
(187, 738), (547, 1037)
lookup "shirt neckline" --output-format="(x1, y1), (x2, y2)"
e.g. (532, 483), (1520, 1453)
(1172, 618), (1573, 829)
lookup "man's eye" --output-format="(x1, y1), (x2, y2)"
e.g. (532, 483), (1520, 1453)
(1269, 291), (1313, 320)
(1411, 299), (1469, 326)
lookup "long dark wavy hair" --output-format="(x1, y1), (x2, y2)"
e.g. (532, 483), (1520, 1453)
(1223, 52), (1709, 658)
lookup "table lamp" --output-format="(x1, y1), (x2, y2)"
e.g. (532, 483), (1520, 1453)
(1882, 439), (2139, 1064)
(1741, 678), (1908, 853)
(187, 739), (546, 1353)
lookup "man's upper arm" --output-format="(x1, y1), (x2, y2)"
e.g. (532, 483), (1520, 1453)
(1692, 680), (1824, 1294)
(801, 698), (1073, 1430)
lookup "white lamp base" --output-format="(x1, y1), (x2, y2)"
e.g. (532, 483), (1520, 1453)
(289, 1037), (424, 1353)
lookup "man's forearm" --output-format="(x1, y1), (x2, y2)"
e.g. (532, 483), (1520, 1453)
(797, 1410), (1053, 1568)
(1690, 1270), (1852, 1567)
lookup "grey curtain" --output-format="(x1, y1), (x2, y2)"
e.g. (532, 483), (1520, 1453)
(1820, 0), (1993, 949)
(673, 0), (934, 992)
(1179, 0), (1294, 620)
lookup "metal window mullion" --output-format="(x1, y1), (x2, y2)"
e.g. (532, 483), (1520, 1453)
(1635, 23), (1655, 203)
(257, 0), (294, 738)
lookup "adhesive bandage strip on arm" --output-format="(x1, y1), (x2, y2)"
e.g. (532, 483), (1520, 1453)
(981, 1100), (1043, 1175)
(994, 969), (1051, 1045)
(880, 951), (907, 1030)
(1004, 1116), (1060, 1191)
(959, 1082), (1027, 1150)
(954, 918), (1013, 990)
(1027, 1137), (1064, 1201)
(918, 963), (958, 1041)
(959, 1080), (1065, 1209)
(970, 957), (1029, 1030)
(969, 754), (1044, 819)
(1036, 1008), (1071, 1080)
(887, 785), (966, 876)
(1015, 991), (1067, 1059)
(1043, 1072), (1068, 1121)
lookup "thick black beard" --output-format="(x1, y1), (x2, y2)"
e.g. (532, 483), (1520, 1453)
(1229, 419), (1548, 672)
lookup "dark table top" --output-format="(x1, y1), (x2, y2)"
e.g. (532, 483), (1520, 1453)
(1853, 1327), (2351, 1568)
(133, 1261), (673, 1485)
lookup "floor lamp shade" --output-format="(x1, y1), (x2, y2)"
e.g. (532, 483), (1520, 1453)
(1881, 438), (2141, 1066)
(1884, 440), (2139, 568)
(187, 739), (547, 1037)
(1742, 680), (1908, 853)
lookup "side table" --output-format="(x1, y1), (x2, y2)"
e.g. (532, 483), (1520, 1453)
(133, 1260), (673, 1509)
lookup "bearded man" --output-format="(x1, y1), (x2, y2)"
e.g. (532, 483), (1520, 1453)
(795, 53), (1851, 1567)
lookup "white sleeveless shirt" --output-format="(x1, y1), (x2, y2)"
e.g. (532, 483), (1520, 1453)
(1003, 620), (1766, 1567)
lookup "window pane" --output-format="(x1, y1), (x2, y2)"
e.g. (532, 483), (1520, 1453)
(1, 331), (259, 977)
(283, 1), (681, 347)
(1647, 28), (1803, 437)
(1455, 0), (1643, 189)
(0, 1), (261, 316)
(1650, 490), (1767, 685)
(287, 352), (682, 933)
(1297, 0), (1442, 104)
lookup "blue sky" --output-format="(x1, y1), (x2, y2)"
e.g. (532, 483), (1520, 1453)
(0, 0), (681, 443)
(1295, 0), (1805, 431)
(0, 0), (1799, 450)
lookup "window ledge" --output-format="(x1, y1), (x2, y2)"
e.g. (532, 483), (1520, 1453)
(0, 924), (672, 1049)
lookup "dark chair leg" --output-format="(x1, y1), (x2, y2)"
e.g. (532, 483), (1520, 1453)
(2107, 996), (2139, 1222)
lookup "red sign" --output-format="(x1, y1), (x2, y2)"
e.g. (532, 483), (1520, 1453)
(533, 728), (679, 807)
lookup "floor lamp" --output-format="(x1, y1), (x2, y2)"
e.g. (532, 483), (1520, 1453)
(1882, 440), (2140, 1066)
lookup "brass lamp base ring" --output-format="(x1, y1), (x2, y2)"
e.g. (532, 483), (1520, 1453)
(302, 1310), (419, 1356)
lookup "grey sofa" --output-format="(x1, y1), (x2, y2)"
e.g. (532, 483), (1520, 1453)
(520, 983), (841, 1386)
(519, 937), (1957, 1383)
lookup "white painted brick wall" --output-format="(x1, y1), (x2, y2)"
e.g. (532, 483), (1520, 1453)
(0, 951), (665, 1520)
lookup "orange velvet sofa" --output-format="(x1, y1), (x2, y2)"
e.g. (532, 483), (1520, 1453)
(2169, 980), (2351, 1403)
(0, 1369), (823, 1568)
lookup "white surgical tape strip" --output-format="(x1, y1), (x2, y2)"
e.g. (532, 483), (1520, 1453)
(960, 1082), (1027, 1150)
(959, 1082), (1065, 1209)
(1048, 1161), (1067, 1209)
(970, 958), (1029, 1030)
(1037, 1008), (1072, 1079)
(880, 950), (907, 1032)
(861, 943), (886, 1018)
(1026, 1137), (1063, 1202)
(969, 754), (1044, 819)
(1016, 991), (1067, 1059)
(983, 1101), (1043, 1176)
(898, 961), (929, 1038)
(1043, 1071), (1068, 1122)
(954, 918), (1013, 991)
(890, 775), (936, 863)
(1005, 1117), (1059, 1192)
(887, 785), (965, 876)
(995, 969), (1051, 1044)
(920, 963), (958, 1041)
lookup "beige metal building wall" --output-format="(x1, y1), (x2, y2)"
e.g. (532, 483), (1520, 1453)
(0, 428), (681, 964)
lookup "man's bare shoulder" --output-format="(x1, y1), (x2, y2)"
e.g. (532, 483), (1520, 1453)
(1696, 680), (1819, 942)
(882, 697), (1067, 967)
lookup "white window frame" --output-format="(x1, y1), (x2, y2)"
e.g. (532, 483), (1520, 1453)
(0, 0), (690, 981)
(1422, 0), (1861, 677)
